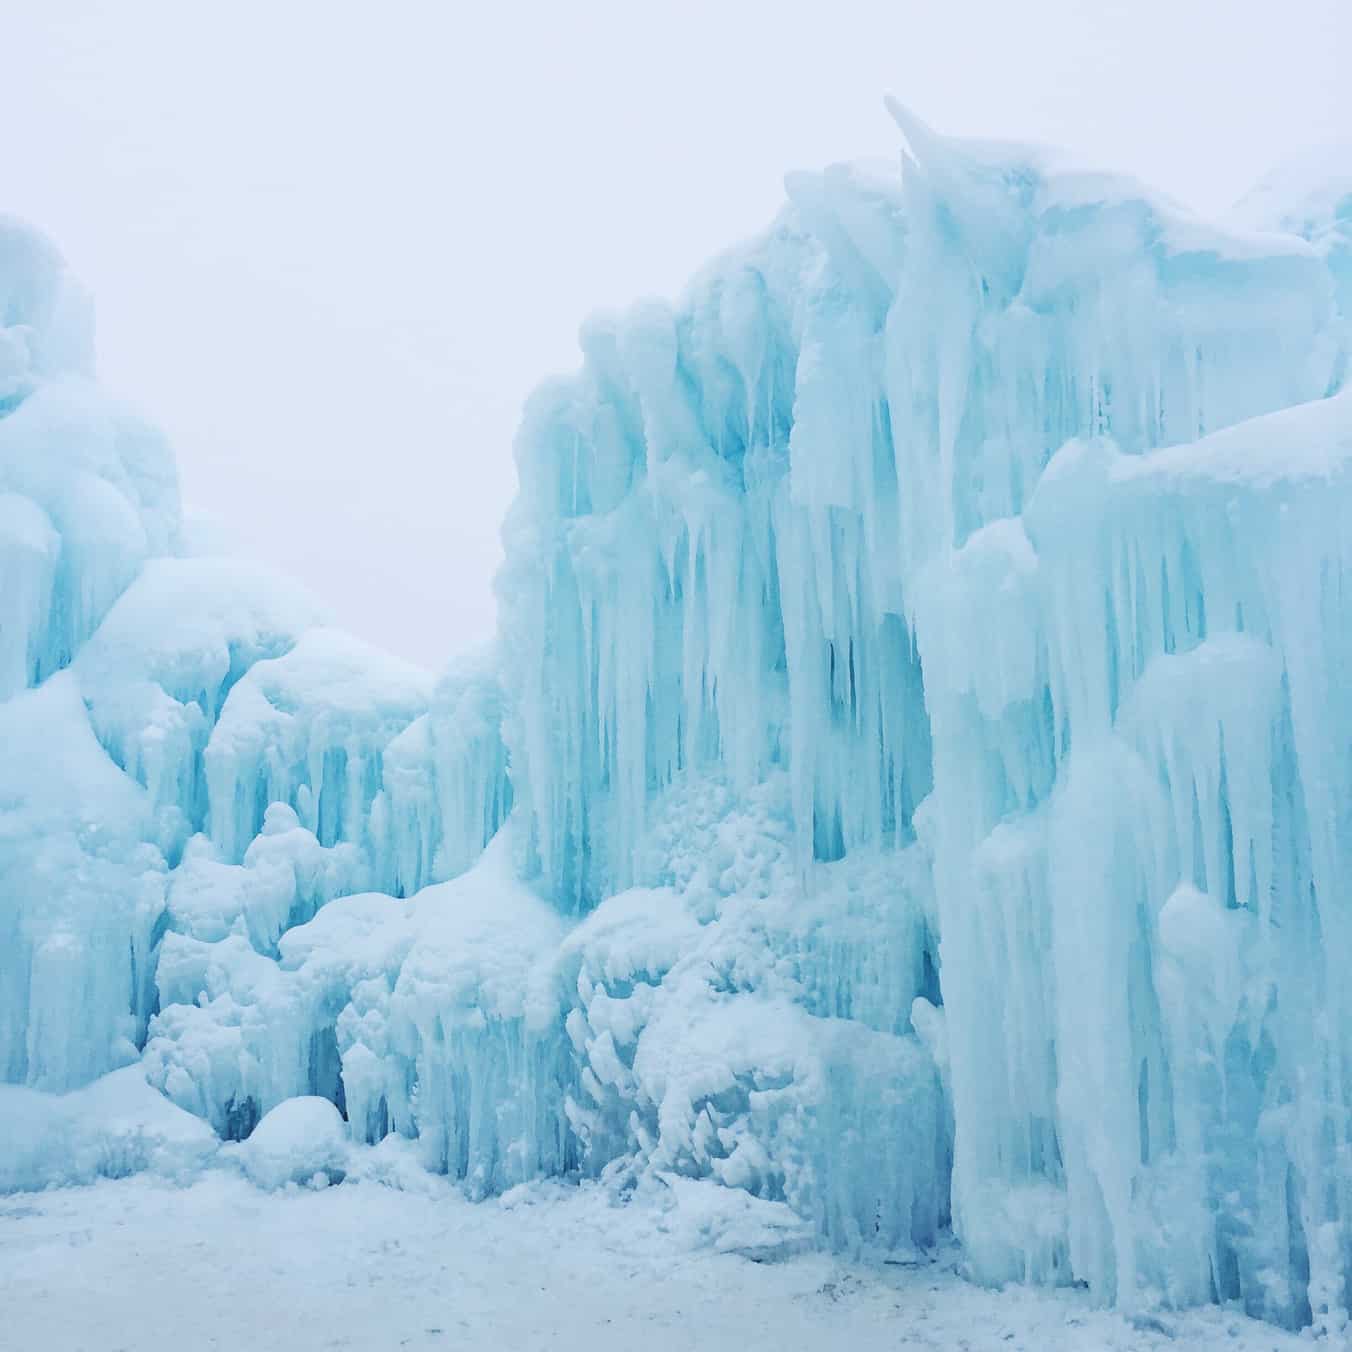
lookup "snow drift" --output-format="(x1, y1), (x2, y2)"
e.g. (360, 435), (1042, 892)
(3, 110), (1352, 1332)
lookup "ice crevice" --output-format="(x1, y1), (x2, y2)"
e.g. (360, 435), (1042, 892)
(2, 107), (1352, 1331)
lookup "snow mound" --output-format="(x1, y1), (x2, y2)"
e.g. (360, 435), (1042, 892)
(0, 1067), (217, 1192)
(238, 1096), (348, 1190)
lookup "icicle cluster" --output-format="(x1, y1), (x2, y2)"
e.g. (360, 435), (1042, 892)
(495, 107), (1352, 1323)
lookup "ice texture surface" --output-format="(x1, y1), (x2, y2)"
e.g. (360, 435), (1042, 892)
(3, 111), (1352, 1333)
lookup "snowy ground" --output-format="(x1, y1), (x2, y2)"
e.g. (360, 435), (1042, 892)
(0, 1174), (1304, 1352)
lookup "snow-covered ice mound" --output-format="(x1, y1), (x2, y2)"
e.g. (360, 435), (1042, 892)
(237, 1096), (349, 1190)
(0, 1067), (217, 1192)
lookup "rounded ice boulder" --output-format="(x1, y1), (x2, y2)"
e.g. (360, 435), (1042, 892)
(239, 1096), (349, 1190)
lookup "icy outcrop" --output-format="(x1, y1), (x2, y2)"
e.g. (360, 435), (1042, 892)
(4, 113), (1352, 1333)
(0, 673), (165, 1090)
(145, 826), (575, 1188)
(204, 627), (432, 862)
(0, 227), (438, 1107)
(76, 557), (327, 860)
(144, 799), (946, 1251)
(372, 652), (512, 899)
(0, 217), (175, 698)
(500, 113), (1337, 916)
(166, 803), (367, 953)
(552, 776), (947, 1252)
(487, 111), (1351, 1325)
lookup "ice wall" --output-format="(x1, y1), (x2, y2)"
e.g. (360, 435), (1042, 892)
(0, 220), (178, 1090)
(0, 226), (453, 1099)
(500, 115), (1337, 915)
(494, 111), (1351, 1325)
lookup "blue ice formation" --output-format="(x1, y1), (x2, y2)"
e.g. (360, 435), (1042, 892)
(2, 111), (1352, 1330)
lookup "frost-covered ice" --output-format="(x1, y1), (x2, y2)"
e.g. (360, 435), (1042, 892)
(3, 108), (1352, 1338)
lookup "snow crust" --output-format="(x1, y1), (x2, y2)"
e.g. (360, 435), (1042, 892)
(3, 108), (1352, 1335)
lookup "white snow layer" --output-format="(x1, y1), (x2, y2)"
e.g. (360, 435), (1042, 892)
(0, 1174), (1313, 1352)
(3, 111), (1352, 1335)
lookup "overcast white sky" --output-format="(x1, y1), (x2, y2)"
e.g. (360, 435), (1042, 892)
(6, 1), (1349, 669)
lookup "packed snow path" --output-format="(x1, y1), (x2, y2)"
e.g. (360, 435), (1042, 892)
(0, 1176), (1307, 1352)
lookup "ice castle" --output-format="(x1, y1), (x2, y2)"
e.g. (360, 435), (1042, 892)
(3, 105), (1351, 1331)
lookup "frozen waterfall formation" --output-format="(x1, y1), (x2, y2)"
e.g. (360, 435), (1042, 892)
(4, 108), (1352, 1330)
